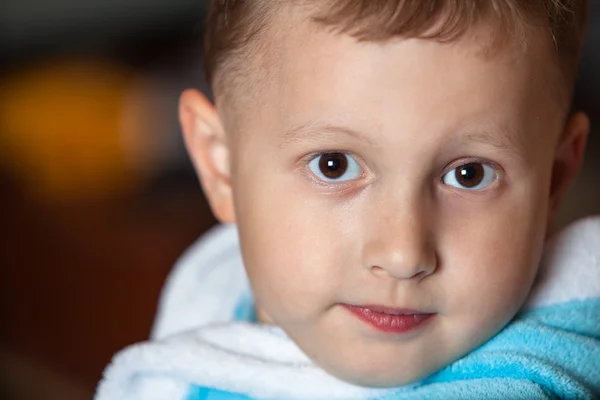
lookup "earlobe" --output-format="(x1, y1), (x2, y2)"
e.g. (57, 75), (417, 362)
(179, 89), (236, 223)
(548, 112), (590, 226)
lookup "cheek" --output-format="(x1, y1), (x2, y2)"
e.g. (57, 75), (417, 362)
(441, 188), (548, 321)
(232, 163), (353, 321)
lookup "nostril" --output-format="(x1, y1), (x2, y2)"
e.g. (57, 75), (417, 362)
(370, 265), (388, 276)
(412, 270), (427, 279)
(370, 264), (433, 280)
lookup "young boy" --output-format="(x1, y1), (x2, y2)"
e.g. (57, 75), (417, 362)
(97, 0), (600, 398)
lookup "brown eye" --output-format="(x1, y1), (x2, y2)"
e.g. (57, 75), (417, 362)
(456, 163), (484, 188)
(319, 152), (348, 179)
(308, 152), (362, 182)
(442, 162), (496, 190)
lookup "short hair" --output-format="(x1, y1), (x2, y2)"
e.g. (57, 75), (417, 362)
(203, 0), (589, 105)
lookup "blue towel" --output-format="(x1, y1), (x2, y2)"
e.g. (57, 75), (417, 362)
(96, 218), (600, 399)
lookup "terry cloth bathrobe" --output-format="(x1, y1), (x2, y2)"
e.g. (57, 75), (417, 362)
(96, 217), (600, 399)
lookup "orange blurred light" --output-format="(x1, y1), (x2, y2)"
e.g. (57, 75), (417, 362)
(0, 59), (145, 201)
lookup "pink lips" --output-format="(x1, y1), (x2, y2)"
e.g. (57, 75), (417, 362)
(344, 305), (435, 334)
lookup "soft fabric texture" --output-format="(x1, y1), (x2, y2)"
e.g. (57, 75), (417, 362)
(96, 217), (600, 400)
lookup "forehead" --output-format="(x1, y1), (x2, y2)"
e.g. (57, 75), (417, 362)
(222, 14), (563, 148)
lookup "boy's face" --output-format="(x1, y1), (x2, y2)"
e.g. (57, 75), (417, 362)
(182, 17), (588, 387)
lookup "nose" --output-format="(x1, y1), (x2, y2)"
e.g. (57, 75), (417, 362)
(361, 200), (437, 281)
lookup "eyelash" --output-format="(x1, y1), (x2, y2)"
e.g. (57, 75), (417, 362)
(440, 157), (501, 179)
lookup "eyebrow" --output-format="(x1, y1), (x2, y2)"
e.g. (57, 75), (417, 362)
(279, 121), (377, 149)
(459, 124), (524, 156)
(279, 120), (525, 157)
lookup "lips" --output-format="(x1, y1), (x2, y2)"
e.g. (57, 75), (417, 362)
(344, 304), (435, 334)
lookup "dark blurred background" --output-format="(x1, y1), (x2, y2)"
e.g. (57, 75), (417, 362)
(0, 1), (598, 399)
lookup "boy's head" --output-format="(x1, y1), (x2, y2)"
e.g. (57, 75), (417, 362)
(180, 0), (590, 387)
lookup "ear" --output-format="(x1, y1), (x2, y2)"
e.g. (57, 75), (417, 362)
(547, 111), (590, 230)
(179, 89), (235, 223)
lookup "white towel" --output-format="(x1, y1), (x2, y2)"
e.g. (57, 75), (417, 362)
(151, 224), (250, 340)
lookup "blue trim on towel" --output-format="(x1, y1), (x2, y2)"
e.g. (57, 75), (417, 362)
(232, 291), (257, 322)
(186, 385), (253, 400)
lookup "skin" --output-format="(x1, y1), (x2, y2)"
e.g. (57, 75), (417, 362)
(179, 13), (589, 387)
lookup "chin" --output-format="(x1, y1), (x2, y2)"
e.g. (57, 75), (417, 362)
(324, 362), (437, 388)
